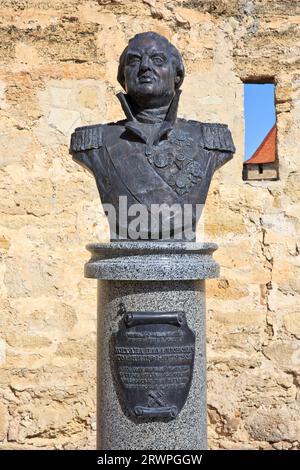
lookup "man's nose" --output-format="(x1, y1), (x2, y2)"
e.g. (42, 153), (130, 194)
(139, 55), (151, 73)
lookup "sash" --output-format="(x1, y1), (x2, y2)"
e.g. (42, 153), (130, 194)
(105, 140), (182, 210)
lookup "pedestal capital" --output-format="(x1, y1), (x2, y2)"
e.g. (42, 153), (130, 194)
(85, 241), (219, 281)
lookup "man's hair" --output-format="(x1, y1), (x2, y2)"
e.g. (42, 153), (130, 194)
(117, 32), (185, 91)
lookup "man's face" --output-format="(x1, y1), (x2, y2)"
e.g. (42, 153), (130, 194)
(124, 37), (177, 108)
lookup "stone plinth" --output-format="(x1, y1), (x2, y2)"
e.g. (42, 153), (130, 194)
(85, 242), (219, 450)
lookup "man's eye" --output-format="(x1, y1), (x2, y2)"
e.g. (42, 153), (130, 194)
(152, 56), (164, 65)
(127, 57), (140, 65)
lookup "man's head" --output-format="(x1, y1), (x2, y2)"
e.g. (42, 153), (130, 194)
(117, 32), (184, 108)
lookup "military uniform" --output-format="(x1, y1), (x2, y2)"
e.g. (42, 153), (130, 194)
(70, 93), (235, 240)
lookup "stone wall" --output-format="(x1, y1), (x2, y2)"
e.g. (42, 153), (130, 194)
(0, 0), (299, 450)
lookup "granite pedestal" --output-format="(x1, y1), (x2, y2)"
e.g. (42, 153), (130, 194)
(85, 242), (219, 450)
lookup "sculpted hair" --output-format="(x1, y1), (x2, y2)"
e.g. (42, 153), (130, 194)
(117, 32), (185, 91)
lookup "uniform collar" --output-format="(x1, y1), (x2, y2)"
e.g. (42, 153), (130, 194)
(116, 90), (181, 145)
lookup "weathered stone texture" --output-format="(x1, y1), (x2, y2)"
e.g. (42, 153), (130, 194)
(0, 0), (299, 450)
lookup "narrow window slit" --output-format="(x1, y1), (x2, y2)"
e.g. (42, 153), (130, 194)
(242, 82), (279, 181)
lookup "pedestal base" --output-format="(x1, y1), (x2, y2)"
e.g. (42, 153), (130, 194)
(85, 242), (219, 450)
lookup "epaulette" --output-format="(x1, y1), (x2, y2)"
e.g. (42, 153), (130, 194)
(70, 124), (103, 152)
(202, 123), (235, 153)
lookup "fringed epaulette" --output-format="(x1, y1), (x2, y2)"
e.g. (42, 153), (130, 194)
(70, 124), (103, 152)
(202, 123), (235, 153)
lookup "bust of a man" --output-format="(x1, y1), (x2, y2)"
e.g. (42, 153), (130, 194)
(70, 32), (235, 241)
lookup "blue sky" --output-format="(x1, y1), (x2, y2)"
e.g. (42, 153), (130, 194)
(244, 83), (276, 160)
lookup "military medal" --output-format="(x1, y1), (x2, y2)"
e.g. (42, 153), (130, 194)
(154, 153), (169, 168)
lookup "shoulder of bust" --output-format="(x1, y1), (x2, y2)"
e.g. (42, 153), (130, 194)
(70, 120), (127, 152)
(70, 123), (104, 152)
(177, 119), (235, 153)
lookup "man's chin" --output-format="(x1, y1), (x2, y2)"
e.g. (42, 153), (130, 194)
(134, 83), (156, 95)
(127, 87), (173, 108)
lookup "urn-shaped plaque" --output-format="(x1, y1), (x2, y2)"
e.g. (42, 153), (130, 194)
(115, 310), (195, 419)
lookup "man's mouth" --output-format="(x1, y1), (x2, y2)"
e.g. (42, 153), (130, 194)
(138, 74), (155, 83)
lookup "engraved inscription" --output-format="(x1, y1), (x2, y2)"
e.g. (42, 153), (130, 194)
(119, 365), (191, 389)
(114, 310), (195, 419)
(116, 346), (194, 354)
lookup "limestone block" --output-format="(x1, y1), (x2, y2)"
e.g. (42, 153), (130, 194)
(36, 79), (107, 147)
(0, 404), (8, 441)
(7, 417), (19, 442)
(174, 7), (211, 26)
(263, 340), (300, 371)
(0, 80), (6, 109)
(284, 312), (300, 339)
(245, 407), (296, 442)
(77, 86), (98, 110)
(284, 171), (300, 203)
(0, 130), (33, 166)
(78, 5), (120, 26)
(206, 278), (249, 300)
(209, 309), (265, 327)
(15, 43), (41, 68)
(36, 405), (74, 433)
(205, 211), (247, 236)
(49, 109), (80, 136)
(268, 288), (299, 314)
(0, 339), (6, 365)
(55, 336), (96, 360)
(49, 86), (72, 108)
(0, 236), (10, 251)
(6, 332), (52, 350)
(4, 257), (58, 298)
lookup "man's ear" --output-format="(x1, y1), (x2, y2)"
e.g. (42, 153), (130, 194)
(174, 73), (184, 89)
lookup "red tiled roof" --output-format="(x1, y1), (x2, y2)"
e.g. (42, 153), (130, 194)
(245, 125), (276, 164)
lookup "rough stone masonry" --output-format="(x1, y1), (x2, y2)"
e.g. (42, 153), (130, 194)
(0, 0), (299, 450)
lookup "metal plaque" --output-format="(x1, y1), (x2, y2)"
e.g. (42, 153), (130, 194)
(114, 308), (195, 419)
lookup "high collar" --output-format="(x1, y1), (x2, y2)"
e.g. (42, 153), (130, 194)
(116, 91), (181, 145)
(116, 90), (181, 126)
(133, 105), (170, 124)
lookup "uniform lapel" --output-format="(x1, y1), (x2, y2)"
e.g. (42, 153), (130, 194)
(109, 92), (183, 208)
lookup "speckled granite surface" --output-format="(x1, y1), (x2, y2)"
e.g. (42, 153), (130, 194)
(85, 242), (219, 280)
(86, 242), (219, 450)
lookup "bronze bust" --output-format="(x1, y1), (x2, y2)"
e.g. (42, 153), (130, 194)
(70, 32), (235, 241)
